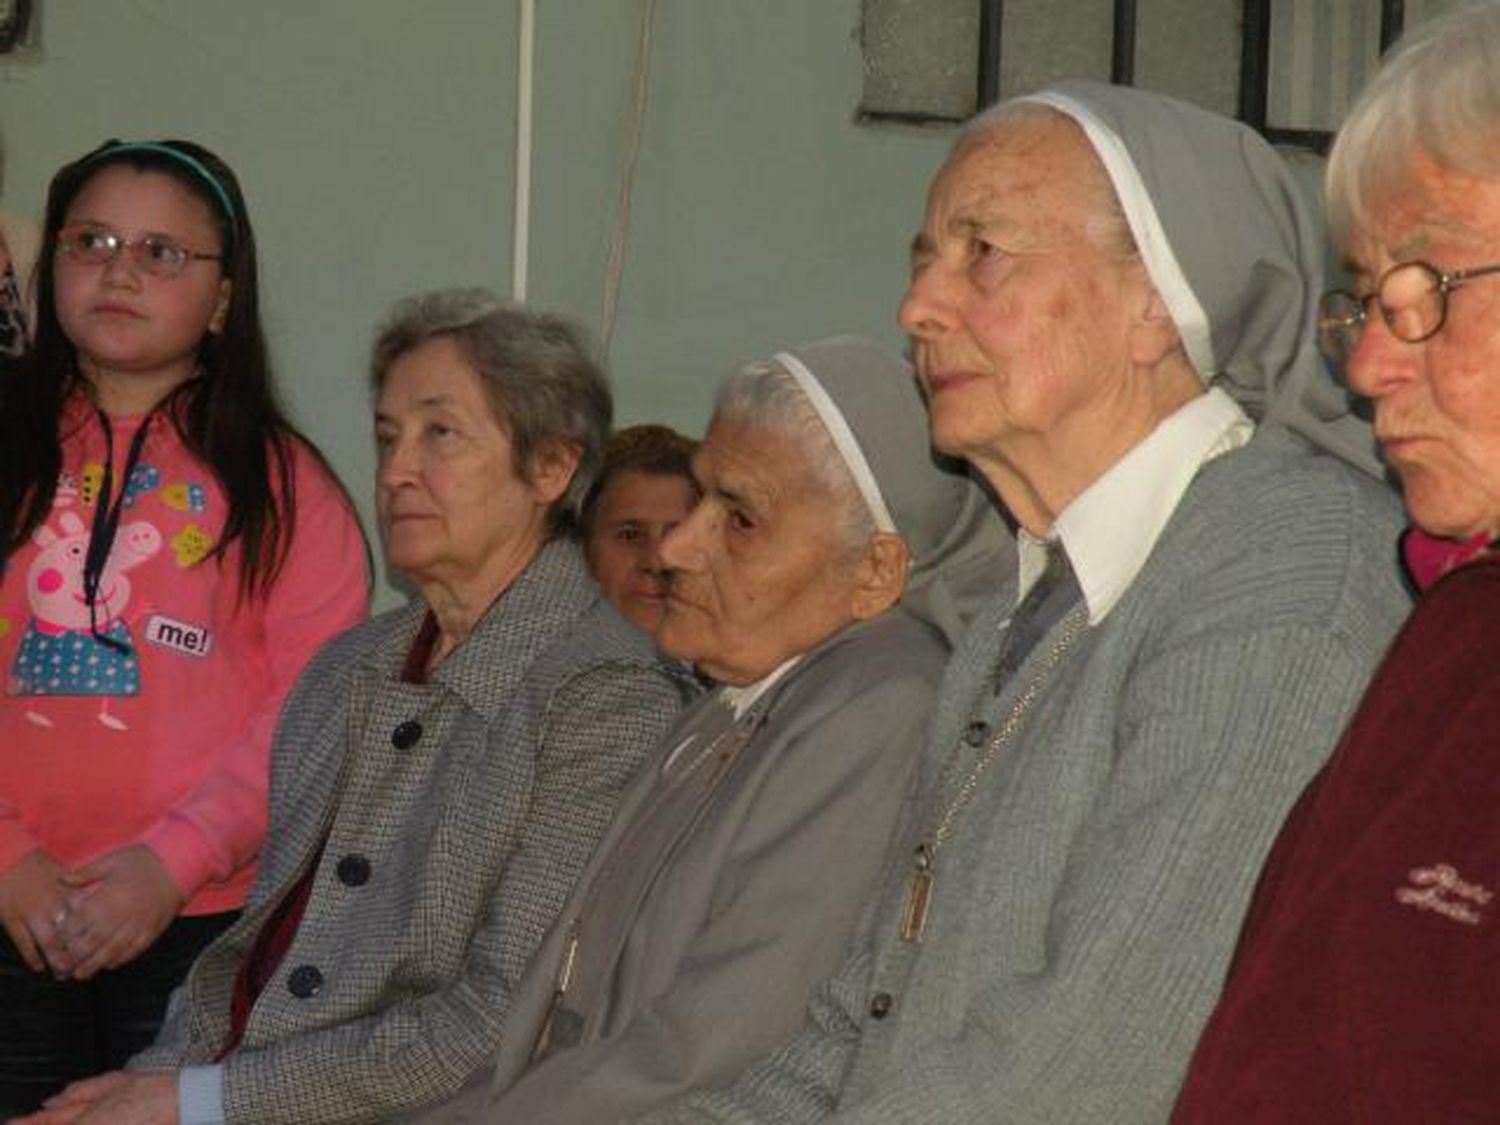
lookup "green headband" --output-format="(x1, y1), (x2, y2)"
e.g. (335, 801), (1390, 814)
(84, 141), (238, 236)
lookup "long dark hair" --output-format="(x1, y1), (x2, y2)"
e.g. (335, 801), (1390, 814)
(0, 138), (299, 599)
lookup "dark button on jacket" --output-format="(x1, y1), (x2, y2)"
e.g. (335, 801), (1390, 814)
(288, 964), (324, 999)
(337, 854), (372, 887)
(391, 720), (423, 749)
(868, 991), (893, 1020)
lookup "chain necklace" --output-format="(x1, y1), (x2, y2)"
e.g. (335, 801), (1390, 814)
(531, 703), (764, 1060)
(900, 607), (1089, 943)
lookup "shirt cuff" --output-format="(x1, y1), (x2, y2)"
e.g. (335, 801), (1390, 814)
(179, 1065), (227, 1125)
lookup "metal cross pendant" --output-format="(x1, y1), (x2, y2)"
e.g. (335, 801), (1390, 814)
(900, 843), (934, 943)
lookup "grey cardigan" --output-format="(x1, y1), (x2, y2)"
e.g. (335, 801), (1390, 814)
(132, 540), (693, 1123)
(655, 430), (1411, 1124)
(415, 609), (948, 1124)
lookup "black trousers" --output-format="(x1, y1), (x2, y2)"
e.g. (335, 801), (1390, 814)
(0, 910), (236, 1117)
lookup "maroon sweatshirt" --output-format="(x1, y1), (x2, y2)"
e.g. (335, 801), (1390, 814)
(1173, 549), (1500, 1123)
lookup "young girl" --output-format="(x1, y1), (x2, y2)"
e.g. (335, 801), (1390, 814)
(0, 139), (370, 1114)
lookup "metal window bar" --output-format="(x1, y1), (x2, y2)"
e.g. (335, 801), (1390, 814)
(975, 0), (1137, 110)
(1239, 0), (1405, 152)
(978, 0), (1003, 107)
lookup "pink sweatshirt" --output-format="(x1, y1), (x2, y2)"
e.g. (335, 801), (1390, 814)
(0, 395), (369, 915)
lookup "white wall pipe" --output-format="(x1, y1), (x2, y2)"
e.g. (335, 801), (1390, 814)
(512, 0), (535, 302)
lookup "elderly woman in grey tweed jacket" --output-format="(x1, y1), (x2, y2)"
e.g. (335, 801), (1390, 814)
(647, 82), (1412, 1125)
(31, 290), (693, 1125)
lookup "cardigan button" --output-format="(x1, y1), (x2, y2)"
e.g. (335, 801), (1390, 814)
(287, 964), (324, 999)
(962, 721), (989, 747)
(336, 854), (372, 887)
(868, 991), (893, 1020)
(391, 720), (423, 750)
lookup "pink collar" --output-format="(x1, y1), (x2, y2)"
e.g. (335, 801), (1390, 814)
(1402, 527), (1493, 592)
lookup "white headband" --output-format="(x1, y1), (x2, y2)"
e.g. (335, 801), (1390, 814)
(1019, 89), (1216, 382)
(773, 350), (898, 534)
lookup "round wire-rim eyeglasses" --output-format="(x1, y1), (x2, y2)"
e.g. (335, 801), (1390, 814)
(1317, 258), (1500, 370)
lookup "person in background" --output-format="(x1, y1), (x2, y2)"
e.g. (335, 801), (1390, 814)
(1174, 5), (1500, 1119)
(0, 206), (38, 360)
(649, 79), (1410, 1125)
(21, 289), (694, 1125)
(583, 423), (698, 637)
(410, 335), (1008, 1124)
(0, 139), (369, 1117)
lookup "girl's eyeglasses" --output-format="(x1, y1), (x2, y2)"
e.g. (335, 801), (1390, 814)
(56, 223), (222, 279)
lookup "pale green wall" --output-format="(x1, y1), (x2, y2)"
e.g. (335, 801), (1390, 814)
(0, 0), (951, 607)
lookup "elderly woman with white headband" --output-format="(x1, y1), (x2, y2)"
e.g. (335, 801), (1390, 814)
(404, 335), (1009, 1123)
(642, 81), (1413, 1125)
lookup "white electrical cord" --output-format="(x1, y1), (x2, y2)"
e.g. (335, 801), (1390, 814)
(512, 0), (536, 302)
(599, 0), (655, 362)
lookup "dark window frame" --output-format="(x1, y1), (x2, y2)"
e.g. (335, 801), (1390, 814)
(0, 0), (34, 54)
(1237, 0), (1405, 152)
(868, 0), (1411, 151)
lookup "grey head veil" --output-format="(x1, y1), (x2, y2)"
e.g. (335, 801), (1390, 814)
(772, 335), (1014, 647)
(1015, 79), (1382, 478)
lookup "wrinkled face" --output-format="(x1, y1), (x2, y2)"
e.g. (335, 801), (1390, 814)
(586, 469), (698, 635)
(657, 419), (865, 685)
(1344, 152), (1500, 541)
(375, 336), (565, 591)
(897, 116), (1154, 517)
(54, 166), (230, 403)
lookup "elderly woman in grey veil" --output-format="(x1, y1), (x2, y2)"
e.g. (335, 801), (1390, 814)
(406, 335), (1009, 1123)
(640, 81), (1411, 1125)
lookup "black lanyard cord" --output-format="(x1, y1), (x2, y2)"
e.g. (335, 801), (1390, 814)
(82, 408), (156, 654)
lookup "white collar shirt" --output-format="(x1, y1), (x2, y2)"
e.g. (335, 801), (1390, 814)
(661, 656), (802, 775)
(720, 655), (802, 719)
(1016, 387), (1253, 624)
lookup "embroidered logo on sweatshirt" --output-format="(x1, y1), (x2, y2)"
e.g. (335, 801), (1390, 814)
(143, 614), (213, 658)
(1394, 863), (1491, 926)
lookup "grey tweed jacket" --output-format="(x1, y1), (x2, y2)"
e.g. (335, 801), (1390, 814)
(131, 540), (694, 1123)
(654, 429), (1412, 1124)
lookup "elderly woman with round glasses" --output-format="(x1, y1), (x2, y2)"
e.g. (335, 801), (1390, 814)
(1175, 5), (1500, 1120)
(30, 289), (693, 1125)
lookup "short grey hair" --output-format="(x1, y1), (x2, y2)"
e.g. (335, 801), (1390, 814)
(712, 359), (875, 553)
(371, 288), (611, 535)
(1327, 1), (1500, 246)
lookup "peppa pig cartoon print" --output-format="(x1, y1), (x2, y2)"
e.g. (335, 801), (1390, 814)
(9, 509), (162, 730)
